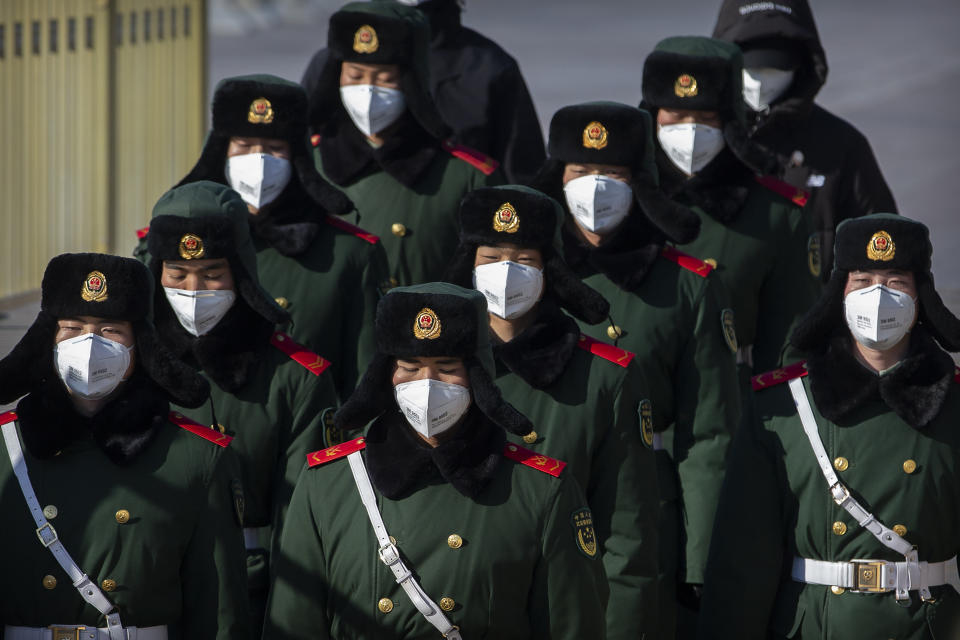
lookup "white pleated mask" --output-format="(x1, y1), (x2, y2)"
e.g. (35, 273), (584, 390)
(394, 379), (472, 438)
(225, 153), (292, 210)
(657, 123), (726, 176)
(163, 287), (236, 336)
(55, 333), (132, 400)
(340, 84), (406, 137)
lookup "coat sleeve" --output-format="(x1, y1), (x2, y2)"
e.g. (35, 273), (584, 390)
(839, 128), (898, 220)
(673, 275), (740, 585)
(487, 61), (546, 185)
(528, 473), (609, 639)
(590, 363), (661, 639)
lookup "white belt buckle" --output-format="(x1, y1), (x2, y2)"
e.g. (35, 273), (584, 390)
(850, 559), (888, 593)
(378, 541), (400, 566)
(36, 522), (59, 548)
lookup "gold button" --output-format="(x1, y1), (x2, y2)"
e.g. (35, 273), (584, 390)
(42, 575), (57, 590)
(903, 459), (917, 474)
(832, 521), (847, 536)
(115, 509), (130, 524)
(274, 296), (289, 309)
(833, 457), (849, 472)
(43, 505), (58, 519)
(705, 258), (718, 268)
(893, 524), (907, 537)
(391, 223), (407, 237)
(439, 597), (455, 612)
(447, 534), (463, 549)
(378, 597), (394, 613)
(522, 431), (538, 444)
(507, 445), (517, 452)
(831, 585), (845, 595)
(389, 535), (397, 546)
(101, 579), (117, 592)
(606, 325), (623, 340)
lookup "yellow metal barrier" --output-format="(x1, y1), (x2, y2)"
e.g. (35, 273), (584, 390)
(0, 1), (206, 299)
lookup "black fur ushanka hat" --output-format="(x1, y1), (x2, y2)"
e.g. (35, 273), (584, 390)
(0, 253), (209, 407)
(334, 282), (533, 436)
(792, 213), (960, 352)
(444, 185), (610, 324)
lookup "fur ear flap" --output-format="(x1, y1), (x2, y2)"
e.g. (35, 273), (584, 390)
(292, 153), (355, 216)
(544, 254), (609, 325)
(723, 119), (779, 176)
(175, 134), (230, 188)
(443, 244), (477, 289)
(133, 321), (210, 408)
(466, 358), (533, 436)
(791, 270), (846, 353)
(0, 311), (57, 404)
(334, 352), (395, 432)
(235, 272), (289, 326)
(632, 180), (701, 244)
(917, 275), (960, 352)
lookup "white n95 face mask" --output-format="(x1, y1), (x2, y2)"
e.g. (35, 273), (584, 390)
(563, 175), (634, 234)
(844, 284), (916, 351)
(657, 123), (726, 176)
(225, 153), (292, 210)
(55, 333), (132, 400)
(340, 84), (406, 137)
(742, 67), (796, 112)
(473, 261), (544, 320)
(164, 287), (237, 337)
(394, 379), (472, 438)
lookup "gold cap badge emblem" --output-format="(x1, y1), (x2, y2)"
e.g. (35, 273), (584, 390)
(582, 121), (608, 150)
(179, 233), (205, 260)
(353, 25), (379, 54)
(413, 307), (442, 340)
(674, 74), (698, 98)
(492, 202), (519, 233)
(866, 230), (895, 262)
(81, 271), (108, 302)
(247, 97), (274, 124)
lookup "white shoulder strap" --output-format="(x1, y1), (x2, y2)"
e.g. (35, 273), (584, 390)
(1, 421), (127, 639)
(346, 451), (463, 640)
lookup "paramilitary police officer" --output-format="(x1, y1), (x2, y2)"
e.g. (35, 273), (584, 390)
(303, 0), (546, 184)
(699, 214), (960, 638)
(305, 2), (503, 286)
(640, 36), (821, 374)
(142, 181), (339, 635)
(444, 185), (660, 637)
(712, 0), (898, 281)
(531, 101), (740, 637)
(264, 283), (607, 639)
(0, 253), (249, 638)
(151, 73), (390, 401)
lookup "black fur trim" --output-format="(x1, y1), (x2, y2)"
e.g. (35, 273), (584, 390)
(211, 75), (307, 142)
(328, 8), (417, 66)
(632, 179), (701, 244)
(656, 147), (752, 223)
(41, 253), (152, 321)
(834, 214), (931, 274)
(133, 320), (210, 408)
(493, 302), (580, 389)
(917, 276), (960, 352)
(466, 356), (533, 435)
(543, 253), (609, 324)
(790, 269), (846, 353)
(642, 48), (738, 121)
(547, 102), (649, 167)
(722, 119), (779, 176)
(147, 215), (237, 263)
(457, 186), (563, 251)
(333, 352), (395, 432)
(0, 311), (58, 404)
(374, 285), (485, 360)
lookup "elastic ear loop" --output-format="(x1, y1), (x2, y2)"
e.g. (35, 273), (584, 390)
(208, 395), (222, 434)
(607, 313), (621, 347)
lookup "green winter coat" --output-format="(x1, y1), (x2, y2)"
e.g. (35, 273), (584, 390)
(0, 415), (249, 639)
(493, 310), (661, 640)
(699, 332), (960, 639)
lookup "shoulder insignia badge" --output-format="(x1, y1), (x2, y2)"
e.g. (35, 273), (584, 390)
(661, 245), (714, 278)
(307, 436), (366, 468)
(571, 508), (599, 558)
(310, 134), (321, 148)
(807, 233), (822, 278)
(0, 411), (17, 426)
(503, 443), (566, 477)
(754, 175), (809, 207)
(324, 215), (380, 245)
(136, 226), (150, 240)
(577, 334), (635, 368)
(169, 411), (233, 447)
(721, 308), (738, 354)
(639, 399), (654, 448)
(270, 332), (332, 376)
(751, 360), (808, 391)
(441, 139), (499, 176)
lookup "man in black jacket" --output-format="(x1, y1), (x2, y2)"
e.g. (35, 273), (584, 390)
(712, 0), (897, 281)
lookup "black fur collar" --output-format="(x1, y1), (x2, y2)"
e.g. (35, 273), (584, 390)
(247, 186), (321, 257)
(657, 147), (751, 224)
(16, 372), (168, 465)
(319, 112), (440, 188)
(806, 328), (955, 429)
(562, 211), (665, 293)
(364, 407), (504, 500)
(493, 301), (580, 389)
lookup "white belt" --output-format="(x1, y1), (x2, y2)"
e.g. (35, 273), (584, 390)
(651, 432), (665, 452)
(4, 625), (167, 640)
(792, 556), (960, 595)
(736, 344), (753, 367)
(243, 526), (269, 550)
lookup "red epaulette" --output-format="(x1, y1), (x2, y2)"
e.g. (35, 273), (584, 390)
(0, 411), (17, 426)
(270, 331), (332, 377)
(755, 175), (809, 207)
(577, 334), (635, 368)
(751, 360), (808, 391)
(168, 411), (233, 447)
(310, 134), (321, 148)
(503, 443), (566, 477)
(307, 436), (366, 468)
(136, 226), (150, 240)
(441, 139), (499, 176)
(954, 365), (960, 384)
(324, 215), (380, 245)
(661, 245), (714, 278)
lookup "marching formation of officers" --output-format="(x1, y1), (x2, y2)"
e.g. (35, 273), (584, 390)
(1, 0), (957, 638)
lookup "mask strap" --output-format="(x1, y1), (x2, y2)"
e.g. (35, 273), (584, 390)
(607, 313), (621, 347)
(207, 395), (221, 433)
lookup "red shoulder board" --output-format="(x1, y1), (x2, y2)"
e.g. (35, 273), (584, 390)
(954, 365), (960, 384)
(577, 334), (635, 368)
(310, 134), (321, 148)
(751, 360), (808, 391)
(324, 215), (379, 245)
(136, 226), (150, 240)
(270, 332), (332, 376)
(0, 411), (17, 426)
(441, 139), (499, 176)
(503, 443), (566, 477)
(169, 411), (233, 447)
(661, 245), (714, 278)
(755, 175), (808, 207)
(307, 436), (366, 468)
